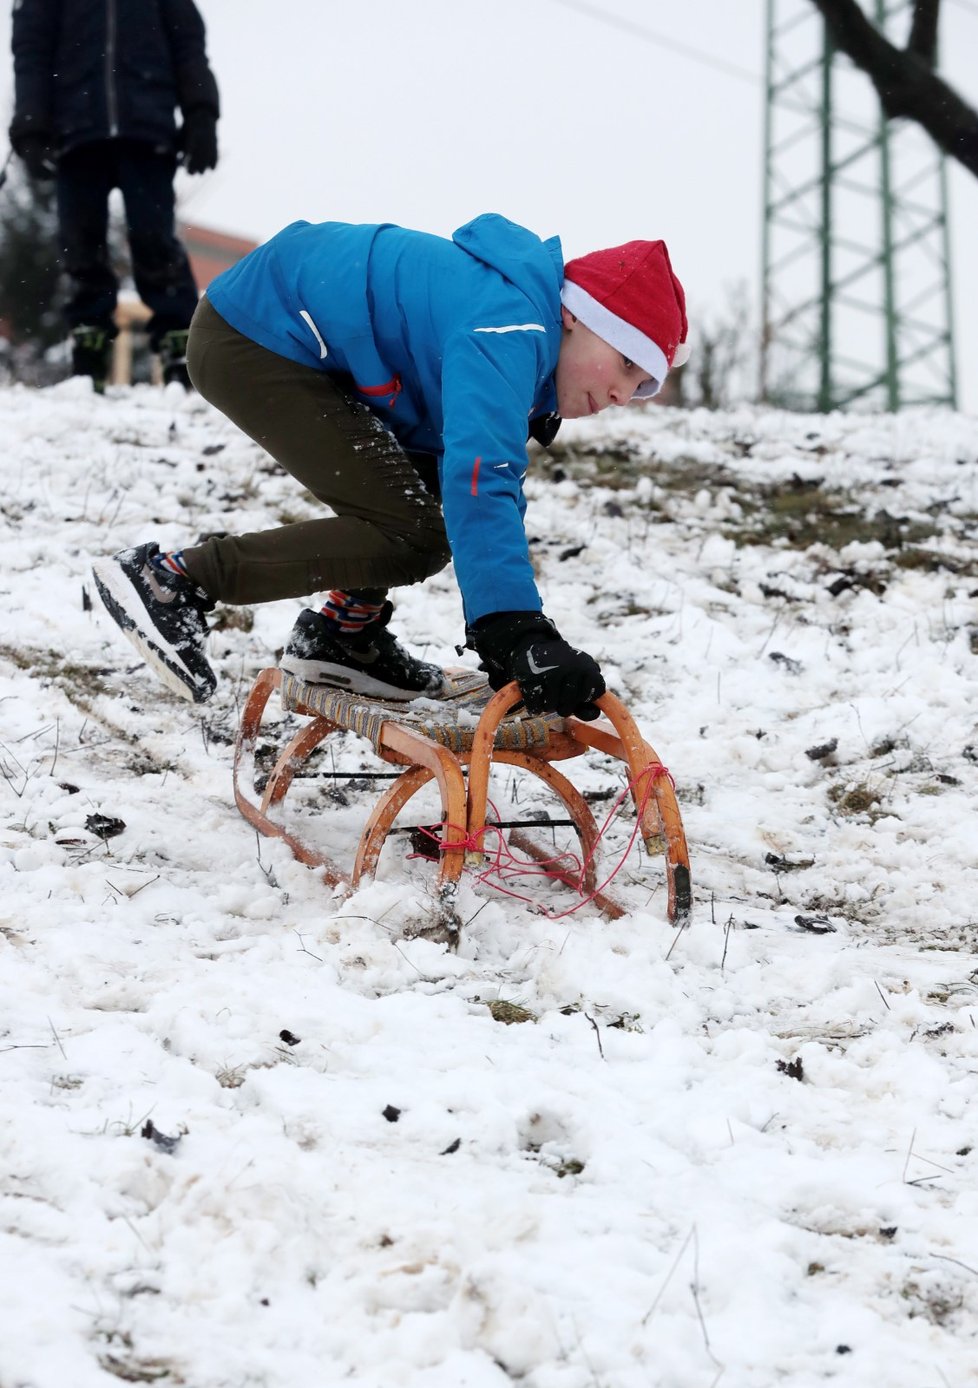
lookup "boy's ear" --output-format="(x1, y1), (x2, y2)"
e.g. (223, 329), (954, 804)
(560, 305), (577, 330)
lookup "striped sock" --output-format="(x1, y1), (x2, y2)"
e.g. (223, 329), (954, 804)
(319, 589), (386, 635)
(151, 550), (191, 580)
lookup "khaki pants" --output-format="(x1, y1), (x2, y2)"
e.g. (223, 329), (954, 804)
(182, 298), (450, 605)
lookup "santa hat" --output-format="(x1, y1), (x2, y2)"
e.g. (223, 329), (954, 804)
(561, 239), (690, 399)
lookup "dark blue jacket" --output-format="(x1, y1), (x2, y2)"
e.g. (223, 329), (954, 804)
(10, 0), (218, 155)
(207, 215), (564, 623)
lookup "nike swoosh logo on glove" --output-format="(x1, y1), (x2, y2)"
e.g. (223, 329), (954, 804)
(525, 650), (559, 675)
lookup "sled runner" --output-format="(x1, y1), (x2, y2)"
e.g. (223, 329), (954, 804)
(233, 668), (691, 939)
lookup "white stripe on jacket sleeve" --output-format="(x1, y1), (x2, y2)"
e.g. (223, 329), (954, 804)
(473, 323), (546, 334)
(298, 310), (329, 358)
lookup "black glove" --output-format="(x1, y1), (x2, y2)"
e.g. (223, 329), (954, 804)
(180, 108), (218, 175)
(16, 132), (56, 181)
(468, 611), (606, 721)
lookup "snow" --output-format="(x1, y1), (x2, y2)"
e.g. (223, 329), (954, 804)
(1, 378), (977, 1387)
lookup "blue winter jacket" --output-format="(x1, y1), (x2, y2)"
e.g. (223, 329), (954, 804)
(205, 214), (564, 624)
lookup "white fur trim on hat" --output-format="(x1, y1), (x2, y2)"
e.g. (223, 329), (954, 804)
(561, 279), (669, 395)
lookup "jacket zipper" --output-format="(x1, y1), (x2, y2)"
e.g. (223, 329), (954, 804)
(105, 0), (119, 137)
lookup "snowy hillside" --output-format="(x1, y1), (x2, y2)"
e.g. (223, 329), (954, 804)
(1, 378), (977, 1388)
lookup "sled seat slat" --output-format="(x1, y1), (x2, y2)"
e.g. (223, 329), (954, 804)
(280, 668), (562, 754)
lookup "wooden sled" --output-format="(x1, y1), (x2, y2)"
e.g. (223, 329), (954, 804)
(233, 668), (691, 940)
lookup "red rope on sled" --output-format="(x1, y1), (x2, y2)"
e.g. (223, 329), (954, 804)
(409, 762), (673, 919)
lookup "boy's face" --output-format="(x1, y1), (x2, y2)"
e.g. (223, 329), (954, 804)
(554, 307), (655, 418)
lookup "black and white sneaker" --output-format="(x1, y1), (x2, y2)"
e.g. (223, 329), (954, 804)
(280, 606), (446, 702)
(91, 543), (217, 703)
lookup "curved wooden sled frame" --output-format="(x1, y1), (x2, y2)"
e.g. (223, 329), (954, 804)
(233, 670), (691, 926)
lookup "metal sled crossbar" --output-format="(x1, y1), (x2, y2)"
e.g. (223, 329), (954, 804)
(233, 668), (692, 928)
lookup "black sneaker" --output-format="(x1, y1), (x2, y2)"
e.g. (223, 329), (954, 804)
(71, 324), (114, 393)
(158, 329), (191, 388)
(91, 543), (217, 703)
(280, 606), (446, 701)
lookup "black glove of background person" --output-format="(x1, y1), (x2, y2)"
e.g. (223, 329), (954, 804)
(17, 132), (56, 181)
(468, 611), (606, 721)
(180, 108), (218, 175)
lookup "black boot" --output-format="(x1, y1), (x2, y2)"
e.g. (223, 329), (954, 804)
(71, 324), (114, 393)
(158, 329), (191, 388)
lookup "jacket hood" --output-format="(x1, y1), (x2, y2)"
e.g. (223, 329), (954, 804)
(452, 214), (563, 321)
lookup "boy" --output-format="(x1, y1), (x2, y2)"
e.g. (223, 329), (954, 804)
(92, 213), (688, 721)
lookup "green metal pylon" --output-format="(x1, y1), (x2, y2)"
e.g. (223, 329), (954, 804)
(761, 0), (957, 412)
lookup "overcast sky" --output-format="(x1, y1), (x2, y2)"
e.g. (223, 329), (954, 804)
(2, 0), (976, 409)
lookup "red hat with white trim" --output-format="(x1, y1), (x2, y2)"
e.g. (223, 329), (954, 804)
(561, 239), (690, 399)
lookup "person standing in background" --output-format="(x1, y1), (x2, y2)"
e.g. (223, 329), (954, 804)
(8, 0), (219, 390)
